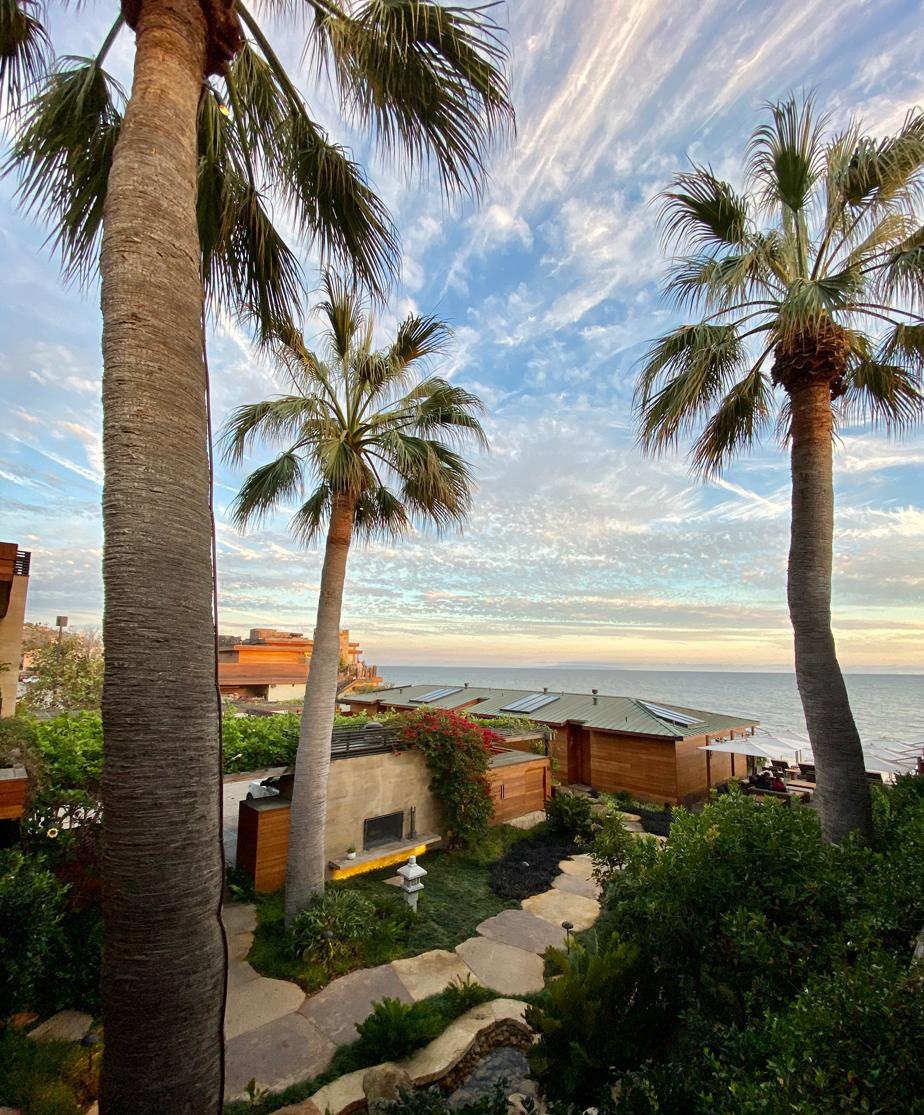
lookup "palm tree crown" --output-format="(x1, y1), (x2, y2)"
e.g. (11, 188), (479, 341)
(222, 272), (488, 536)
(2, 0), (513, 328)
(636, 95), (924, 466)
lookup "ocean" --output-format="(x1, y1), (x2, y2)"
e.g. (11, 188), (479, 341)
(377, 666), (923, 741)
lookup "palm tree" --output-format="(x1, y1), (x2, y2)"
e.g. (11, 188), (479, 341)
(222, 272), (487, 922)
(636, 95), (924, 845)
(2, 3), (511, 1111)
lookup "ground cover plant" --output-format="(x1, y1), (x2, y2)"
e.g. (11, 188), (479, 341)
(0, 1025), (101, 1115)
(537, 779), (924, 1113)
(245, 824), (533, 992)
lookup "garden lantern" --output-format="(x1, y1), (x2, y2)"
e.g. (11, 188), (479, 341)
(397, 854), (427, 912)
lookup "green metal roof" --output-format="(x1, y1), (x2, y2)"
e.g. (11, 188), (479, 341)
(348, 684), (759, 739)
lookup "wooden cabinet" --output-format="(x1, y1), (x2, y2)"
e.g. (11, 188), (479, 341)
(0, 768), (27, 821)
(237, 798), (291, 892)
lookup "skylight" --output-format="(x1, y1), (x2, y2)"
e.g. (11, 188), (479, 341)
(409, 687), (464, 704)
(499, 693), (560, 714)
(638, 700), (705, 728)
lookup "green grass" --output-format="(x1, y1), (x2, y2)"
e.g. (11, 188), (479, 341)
(0, 1025), (99, 1115)
(246, 823), (540, 992)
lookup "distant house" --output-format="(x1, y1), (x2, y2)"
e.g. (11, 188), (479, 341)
(218, 627), (379, 701)
(346, 684), (759, 806)
(0, 542), (30, 718)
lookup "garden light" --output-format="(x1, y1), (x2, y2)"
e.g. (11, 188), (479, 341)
(397, 854), (427, 912)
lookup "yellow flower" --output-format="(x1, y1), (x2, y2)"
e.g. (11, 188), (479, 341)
(47, 828), (59, 839)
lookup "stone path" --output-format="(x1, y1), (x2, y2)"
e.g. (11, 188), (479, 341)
(224, 849), (610, 1100)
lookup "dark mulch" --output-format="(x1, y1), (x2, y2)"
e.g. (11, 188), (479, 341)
(490, 832), (583, 900)
(637, 808), (673, 837)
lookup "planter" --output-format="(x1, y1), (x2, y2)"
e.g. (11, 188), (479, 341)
(346, 851), (356, 860)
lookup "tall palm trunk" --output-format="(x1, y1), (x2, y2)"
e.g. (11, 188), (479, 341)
(787, 381), (872, 843)
(99, 0), (225, 1110)
(285, 494), (355, 924)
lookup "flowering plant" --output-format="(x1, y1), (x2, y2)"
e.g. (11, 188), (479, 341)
(390, 708), (499, 848)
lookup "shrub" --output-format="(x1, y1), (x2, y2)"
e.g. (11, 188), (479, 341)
(525, 932), (667, 1108)
(391, 709), (498, 848)
(289, 889), (376, 959)
(443, 974), (491, 1014)
(354, 998), (443, 1062)
(589, 814), (636, 886)
(545, 791), (594, 840)
(390, 1081), (513, 1115)
(221, 713), (302, 774)
(0, 848), (68, 1014)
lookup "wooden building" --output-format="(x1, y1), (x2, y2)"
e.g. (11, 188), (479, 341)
(346, 684), (759, 807)
(218, 627), (378, 701)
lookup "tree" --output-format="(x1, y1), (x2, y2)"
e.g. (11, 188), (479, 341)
(20, 626), (104, 709)
(222, 272), (487, 921)
(636, 95), (924, 844)
(2, 3), (511, 1110)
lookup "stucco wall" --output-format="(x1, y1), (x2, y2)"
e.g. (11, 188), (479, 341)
(0, 575), (28, 718)
(324, 748), (442, 862)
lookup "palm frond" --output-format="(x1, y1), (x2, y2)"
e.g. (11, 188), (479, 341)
(838, 108), (924, 209)
(220, 397), (322, 465)
(660, 167), (750, 252)
(351, 484), (410, 540)
(635, 324), (746, 453)
(842, 351), (924, 433)
(229, 450), (305, 527)
(289, 484), (332, 544)
(746, 93), (826, 215)
(276, 106), (399, 295)
(390, 312), (453, 366)
(0, 0), (50, 114)
(6, 58), (123, 281)
(316, 0), (513, 199)
(318, 269), (364, 361)
(876, 224), (924, 309)
(689, 364), (774, 475)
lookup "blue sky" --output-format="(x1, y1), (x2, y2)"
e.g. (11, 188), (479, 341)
(2, 0), (923, 670)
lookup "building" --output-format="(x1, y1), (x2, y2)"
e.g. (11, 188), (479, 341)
(346, 684), (760, 806)
(218, 627), (380, 701)
(233, 722), (551, 890)
(0, 543), (30, 718)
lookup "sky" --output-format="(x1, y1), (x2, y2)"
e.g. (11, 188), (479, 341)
(2, 0), (923, 672)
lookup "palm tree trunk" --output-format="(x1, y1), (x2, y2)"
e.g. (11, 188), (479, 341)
(99, 0), (225, 1110)
(285, 493), (355, 924)
(787, 381), (872, 843)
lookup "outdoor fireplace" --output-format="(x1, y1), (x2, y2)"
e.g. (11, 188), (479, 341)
(363, 810), (404, 850)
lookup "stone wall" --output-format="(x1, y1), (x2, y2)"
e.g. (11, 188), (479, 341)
(325, 749), (442, 861)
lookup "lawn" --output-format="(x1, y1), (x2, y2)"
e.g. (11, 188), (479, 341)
(246, 823), (540, 992)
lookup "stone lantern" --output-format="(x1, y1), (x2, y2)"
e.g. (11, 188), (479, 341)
(397, 854), (427, 912)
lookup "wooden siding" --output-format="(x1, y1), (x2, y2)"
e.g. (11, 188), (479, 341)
(675, 734), (734, 804)
(0, 775), (27, 820)
(237, 799), (291, 892)
(487, 756), (550, 823)
(588, 730), (679, 805)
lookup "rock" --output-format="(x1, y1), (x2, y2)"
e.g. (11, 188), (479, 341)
(455, 938), (545, 996)
(475, 910), (566, 956)
(520, 888), (600, 932)
(27, 1010), (94, 1043)
(223, 903), (258, 936)
(364, 1063), (413, 1115)
(619, 813), (641, 823)
(8, 1011), (38, 1029)
(392, 950), (479, 1001)
(225, 1012), (336, 1100)
(224, 975), (306, 1040)
(620, 821), (644, 833)
(551, 873), (600, 901)
(273, 1102), (323, 1115)
(308, 1067), (368, 1115)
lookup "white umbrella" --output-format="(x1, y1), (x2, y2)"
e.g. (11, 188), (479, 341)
(701, 738), (800, 761)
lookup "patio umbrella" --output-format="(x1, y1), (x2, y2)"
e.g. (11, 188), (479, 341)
(700, 737), (800, 782)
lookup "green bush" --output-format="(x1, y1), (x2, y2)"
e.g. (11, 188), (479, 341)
(354, 998), (443, 1062)
(390, 1081), (514, 1115)
(221, 713), (302, 774)
(443, 973), (491, 1014)
(25, 713), (103, 858)
(525, 932), (667, 1108)
(589, 813), (636, 885)
(289, 889), (377, 959)
(0, 849), (68, 1014)
(545, 791), (594, 840)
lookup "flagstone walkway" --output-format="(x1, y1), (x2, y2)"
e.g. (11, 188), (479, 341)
(224, 853), (602, 1101)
